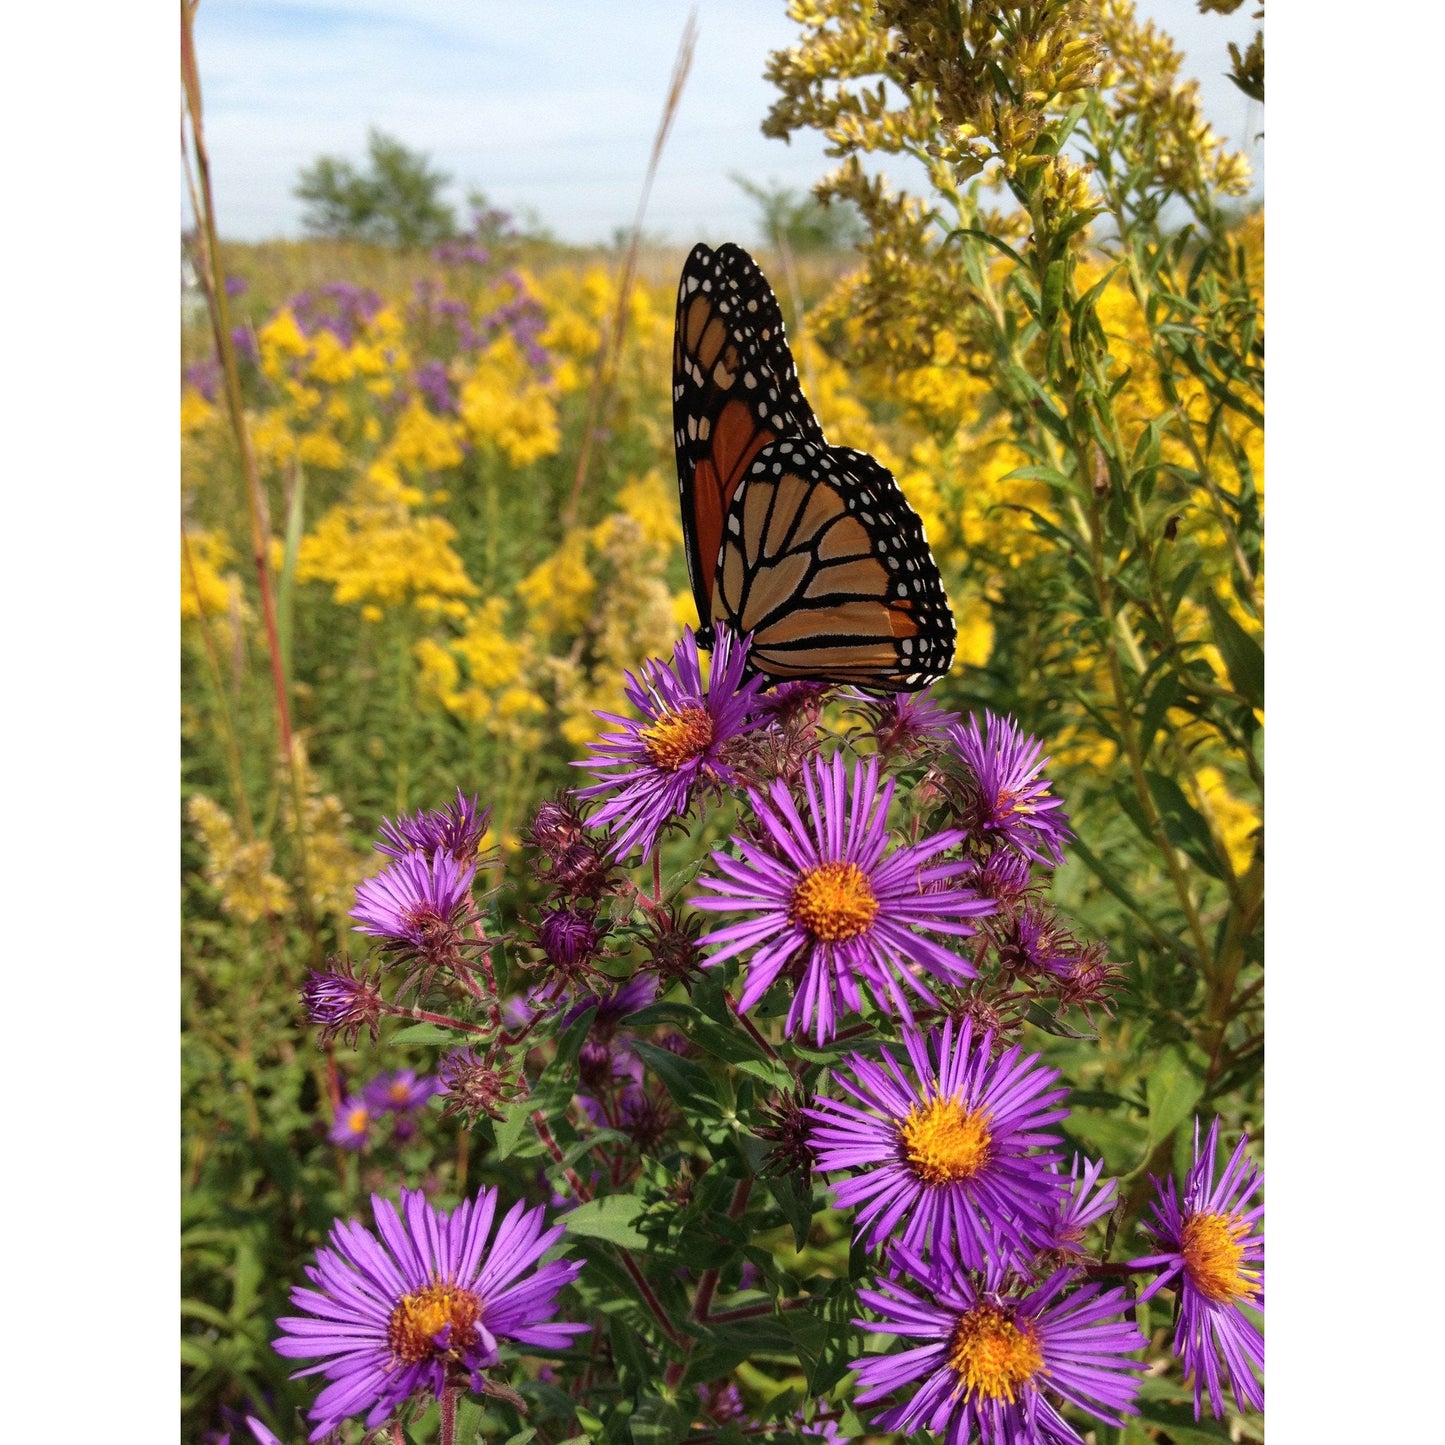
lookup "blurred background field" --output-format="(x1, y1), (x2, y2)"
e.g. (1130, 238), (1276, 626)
(181, 3), (1263, 1439)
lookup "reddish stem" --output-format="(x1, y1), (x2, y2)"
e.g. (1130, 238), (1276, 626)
(439, 1384), (458, 1445)
(725, 990), (778, 1061)
(384, 1003), (491, 1035)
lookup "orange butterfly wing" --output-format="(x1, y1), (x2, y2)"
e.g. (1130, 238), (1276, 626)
(673, 243), (825, 638)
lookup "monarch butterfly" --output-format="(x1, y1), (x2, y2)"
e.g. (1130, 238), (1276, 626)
(672, 241), (955, 691)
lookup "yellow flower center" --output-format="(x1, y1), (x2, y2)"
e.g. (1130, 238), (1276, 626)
(345, 1106), (368, 1135)
(641, 705), (714, 771)
(899, 1093), (993, 1185)
(386, 1280), (483, 1365)
(1181, 1210), (1259, 1304)
(946, 1303), (1044, 1403)
(789, 861), (879, 942)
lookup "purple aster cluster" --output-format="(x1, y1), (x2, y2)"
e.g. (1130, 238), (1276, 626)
(853, 1249), (1146, 1445)
(808, 1016), (1070, 1267)
(273, 1186), (585, 1439)
(288, 281), (383, 347)
(576, 624), (766, 861)
(412, 358), (458, 414)
(691, 752), (992, 1043)
(1133, 1116), (1264, 1418)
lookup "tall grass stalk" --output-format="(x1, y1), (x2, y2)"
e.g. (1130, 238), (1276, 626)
(181, 0), (318, 949)
(563, 6), (698, 527)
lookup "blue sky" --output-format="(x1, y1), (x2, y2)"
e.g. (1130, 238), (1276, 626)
(193, 0), (1262, 245)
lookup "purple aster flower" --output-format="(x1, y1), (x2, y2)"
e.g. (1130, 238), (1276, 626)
(1046, 1154), (1118, 1260)
(1132, 1117), (1264, 1418)
(351, 849), (475, 953)
(574, 624), (765, 860)
(690, 753), (993, 1044)
(300, 957), (383, 1046)
(376, 790), (490, 864)
(329, 1095), (372, 1151)
(245, 1420), (284, 1445)
(225, 274), (249, 298)
(948, 712), (1072, 866)
(184, 357), (222, 402)
(231, 324), (259, 366)
(842, 686), (960, 757)
(363, 1070), (443, 1115)
(274, 1186), (586, 1440)
(853, 1247), (1145, 1445)
(807, 1016), (1069, 1266)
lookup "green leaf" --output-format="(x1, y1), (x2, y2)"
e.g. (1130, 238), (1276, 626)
(454, 1398), (489, 1444)
(493, 1094), (534, 1161)
(629, 1398), (688, 1445)
(632, 1039), (720, 1118)
(561, 1194), (650, 1249)
(389, 1021), (466, 1045)
(1146, 1045), (1203, 1149)
(1140, 671), (1181, 759)
(765, 1172), (814, 1252)
(1202, 588), (1264, 708)
(1135, 1397), (1233, 1442)
(1145, 771), (1226, 881)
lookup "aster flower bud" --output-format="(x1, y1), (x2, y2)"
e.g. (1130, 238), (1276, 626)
(842, 686), (960, 759)
(755, 1083), (818, 1189)
(437, 1046), (520, 1122)
(524, 794), (589, 858)
(992, 902), (1078, 978)
(300, 955), (384, 1047)
(640, 906), (704, 989)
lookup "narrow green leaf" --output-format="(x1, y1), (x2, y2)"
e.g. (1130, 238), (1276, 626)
(389, 1022), (466, 1045)
(1202, 589), (1264, 709)
(277, 460), (305, 686)
(1145, 770), (1226, 881)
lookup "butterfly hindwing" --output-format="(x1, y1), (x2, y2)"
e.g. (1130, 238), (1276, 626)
(673, 243), (825, 634)
(712, 438), (956, 689)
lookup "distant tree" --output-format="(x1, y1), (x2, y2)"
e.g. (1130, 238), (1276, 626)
(295, 129), (457, 246)
(732, 175), (864, 253)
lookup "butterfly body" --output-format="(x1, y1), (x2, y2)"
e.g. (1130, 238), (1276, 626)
(673, 242), (955, 691)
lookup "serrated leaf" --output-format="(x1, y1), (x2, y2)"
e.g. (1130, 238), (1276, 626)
(561, 1194), (650, 1249)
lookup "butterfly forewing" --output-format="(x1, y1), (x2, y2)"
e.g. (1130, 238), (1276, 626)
(712, 440), (956, 690)
(673, 243), (825, 632)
